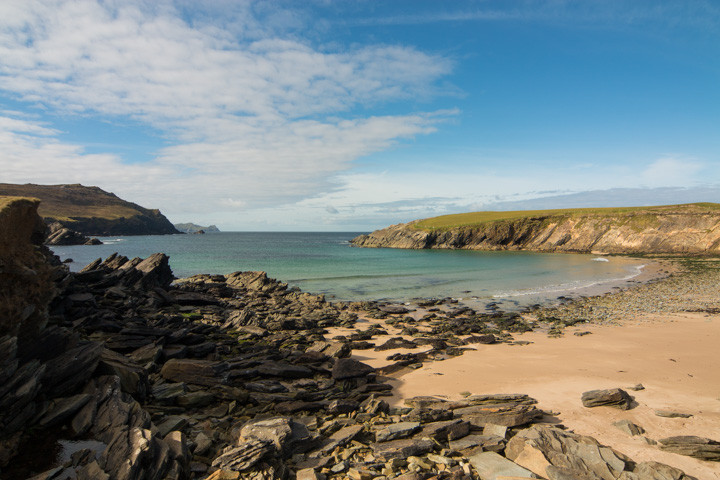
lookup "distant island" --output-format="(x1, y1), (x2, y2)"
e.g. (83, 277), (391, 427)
(0, 183), (179, 243)
(174, 222), (221, 234)
(352, 203), (720, 255)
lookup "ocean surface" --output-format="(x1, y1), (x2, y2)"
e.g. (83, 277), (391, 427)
(50, 232), (646, 310)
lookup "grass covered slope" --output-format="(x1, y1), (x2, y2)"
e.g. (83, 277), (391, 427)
(352, 203), (720, 254)
(413, 203), (720, 231)
(0, 183), (179, 236)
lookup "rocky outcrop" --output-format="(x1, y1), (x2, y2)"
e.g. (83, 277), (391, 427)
(0, 183), (179, 236)
(45, 221), (102, 246)
(351, 204), (720, 254)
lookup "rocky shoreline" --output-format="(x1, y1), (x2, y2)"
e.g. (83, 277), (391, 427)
(2, 199), (718, 480)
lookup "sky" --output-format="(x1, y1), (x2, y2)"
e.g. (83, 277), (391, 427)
(0, 0), (719, 231)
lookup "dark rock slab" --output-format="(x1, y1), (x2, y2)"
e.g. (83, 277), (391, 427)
(96, 348), (149, 402)
(160, 358), (228, 387)
(257, 361), (314, 379)
(659, 436), (720, 461)
(581, 388), (633, 410)
(371, 438), (434, 462)
(332, 358), (375, 380)
(374, 421), (421, 442)
(38, 393), (93, 428)
(374, 337), (417, 351)
(462, 334), (497, 345)
(41, 341), (103, 398)
(417, 419), (471, 442)
(453, 403), (543, 428)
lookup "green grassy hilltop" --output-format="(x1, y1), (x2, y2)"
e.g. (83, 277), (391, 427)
(413, 203), (720, 231)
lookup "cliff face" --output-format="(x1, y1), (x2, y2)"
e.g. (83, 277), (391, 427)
(0, 198), (58, 342)
(352, 205), (720, 254)
(0, 183), (179, 236)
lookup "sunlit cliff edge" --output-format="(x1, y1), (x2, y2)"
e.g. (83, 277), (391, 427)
(351, 204), (720, 255)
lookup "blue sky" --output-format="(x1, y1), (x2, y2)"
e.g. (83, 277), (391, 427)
(1, 1), (718, 231)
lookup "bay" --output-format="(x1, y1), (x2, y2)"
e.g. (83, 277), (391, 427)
(50, 232), (646, 310)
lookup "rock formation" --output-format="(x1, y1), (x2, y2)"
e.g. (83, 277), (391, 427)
(352, 204), (720, 254)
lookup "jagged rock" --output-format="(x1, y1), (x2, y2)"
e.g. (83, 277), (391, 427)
(417, 419), (470, 442)
(129, 342), (163, 365)
(41, 341), (104, 398)
(96, 348), (149, 402)
(402, 407), (454, 423)
(134, 253), (174, 289)
(506, 425), (631, 480)
(306, 341), (351, 359)
(151, 382), (186, 404)
(240, 417), (315, 457)
(160, 358), (228, 387)
(326, 399), (359, 414)
(374, 421), (421, 442)
(613, 419), (645, 437)
(332, 358), (375, 380)
(619, 461), (691, 480)
(309, 424), (365, 457)
(38, 393), (93, 428)
(658, 436), (720, 461)
(453, 403), (543, 428)
(375, 337), (417, 351)
(45, 223), (102, 246)
(371, 438), (434, 462)
(581, 388), (633, 410)
(212, 439), (274, 472)
(449, 434), (505, 453)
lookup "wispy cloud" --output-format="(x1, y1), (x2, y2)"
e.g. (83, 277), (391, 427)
(345, 1), (720, 30)
(0, 0), (455, 213)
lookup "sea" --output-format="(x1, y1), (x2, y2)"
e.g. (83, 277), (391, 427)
(50, 232), (647, 311)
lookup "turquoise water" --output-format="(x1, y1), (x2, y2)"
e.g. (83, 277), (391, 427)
(50, 232), (645, 309)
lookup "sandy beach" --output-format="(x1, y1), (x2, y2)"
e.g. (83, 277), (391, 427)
(332, 259), (720, 479)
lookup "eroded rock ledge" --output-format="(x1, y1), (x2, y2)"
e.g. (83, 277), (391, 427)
(351, 204), (720, 254)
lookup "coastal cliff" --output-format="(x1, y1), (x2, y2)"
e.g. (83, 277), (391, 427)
(351, 203), (720, 254)
(0, 183), (179, 236)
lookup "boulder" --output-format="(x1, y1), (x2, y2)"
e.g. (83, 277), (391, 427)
(332, 358), (375, 380)
(581, 388), (633, 410)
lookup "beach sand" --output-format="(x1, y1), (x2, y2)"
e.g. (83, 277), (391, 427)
(380, 313), (720, 479)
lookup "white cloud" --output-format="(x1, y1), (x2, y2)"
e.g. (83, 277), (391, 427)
(641, 157), (703, 187)
(0, 0), (455, 216)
